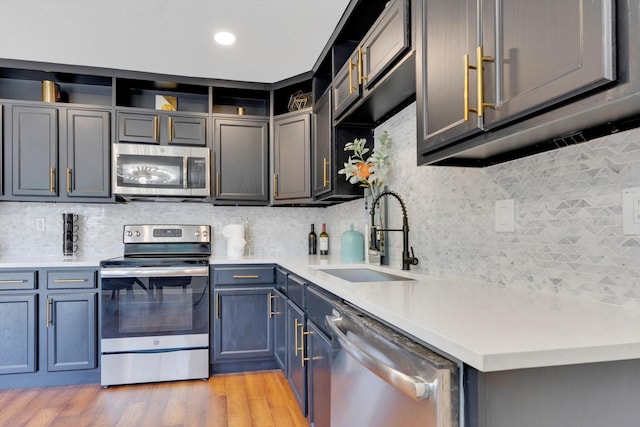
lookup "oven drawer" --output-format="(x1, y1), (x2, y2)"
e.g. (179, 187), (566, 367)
(47, 269), (97, 289)
(214, 266), (275, 285)
(0, 270), (37, 290)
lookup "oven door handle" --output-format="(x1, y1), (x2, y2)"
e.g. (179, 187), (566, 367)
(101, 266), (209, 278)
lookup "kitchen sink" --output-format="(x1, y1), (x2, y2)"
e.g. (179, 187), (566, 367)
(317, 268), (415, 283)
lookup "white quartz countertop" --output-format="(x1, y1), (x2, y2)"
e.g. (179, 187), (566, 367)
(6, 254), (640, 372)
(211, 255), (640, 372)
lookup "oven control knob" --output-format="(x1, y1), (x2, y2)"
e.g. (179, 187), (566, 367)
(126, 231), (133, 237)
(195, 231), (200, 238)
(202, 230), (208, 238)
(135, 231), (141, 237)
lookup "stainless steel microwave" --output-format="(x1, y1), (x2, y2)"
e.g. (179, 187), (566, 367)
(112, 143), (210, 198)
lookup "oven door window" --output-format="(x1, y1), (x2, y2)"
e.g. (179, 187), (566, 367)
(102, 275), (208, 338)
(116, 154), (184, 189)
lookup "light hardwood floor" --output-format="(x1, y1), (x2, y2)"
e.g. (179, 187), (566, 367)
(0, 371), (308, 427)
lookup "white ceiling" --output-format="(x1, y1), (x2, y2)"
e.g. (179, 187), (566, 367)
(0, 0), (351, 83)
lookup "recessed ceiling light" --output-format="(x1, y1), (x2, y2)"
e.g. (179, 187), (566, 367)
(214, 31), (237, 46)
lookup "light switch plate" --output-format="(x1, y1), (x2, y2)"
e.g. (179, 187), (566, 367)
(495, 199), (515, 233)
(622, 187), (640, 235)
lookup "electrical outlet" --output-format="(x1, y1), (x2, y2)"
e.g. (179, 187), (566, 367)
(37, 218), (46, 231)
(495, 199), (515, 232)
(623, 187), (640, 235)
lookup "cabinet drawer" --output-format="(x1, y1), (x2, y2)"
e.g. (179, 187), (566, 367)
(0, 271), (37, 290)
(276, 267), (288, 293)
(214, 266), (275, 285)
(47, 269), (97, 289)
(306, 285), (340, 337)
(287, 274), (305, 309)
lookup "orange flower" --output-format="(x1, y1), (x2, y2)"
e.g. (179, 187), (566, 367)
(356, 162), (373, 179)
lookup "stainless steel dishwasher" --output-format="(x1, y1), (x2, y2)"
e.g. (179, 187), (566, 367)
(326, 302), (458, 427)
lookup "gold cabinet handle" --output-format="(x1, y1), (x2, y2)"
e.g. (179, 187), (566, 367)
(216, 172), (220, 197)
(476, 46), (495, 117)
(273, 174), (278, 198)
(300, 325), (311, 367)
(216, 293), (220, 319)
(168, 116), (173, 142)
(294, 318), (302, 356)
(53, 279), (87, 283)
(232, 275), (260, 279)
(268, 293), (276, 318)
(0, 280), (26, 284)
(358, 46), (368, 85)
(348, 58), (357, 94)
(46, 298), (53, 328)
(322, 158), (330, 187)
(153, 116), (159, 141)
(464, 54), (477, 121)
(66, 167), (72, 193)
(50, 167), (56, 193)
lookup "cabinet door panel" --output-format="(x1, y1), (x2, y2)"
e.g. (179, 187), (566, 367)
(169, 115), (207, 146)
(273, 289), (287, 372)
(11, 106), (58, 196)
(286, 300), (307, 415)
(214, 118), (269, 202)
(312, 90), (332, 197)
(47, 293), (98, 372)
(213, 287), (273, 360)
(308, 321), (331, 427)
(117, 112), (159, 144)
(361, 0), (410, 89)
(0, 294), (36, 375)
(66, 109), (110, 198)
(274, 111), (311, 200)
(333, 51), (360, 118)
(482, 0), (615, 128)
(417, 0), (481, 153)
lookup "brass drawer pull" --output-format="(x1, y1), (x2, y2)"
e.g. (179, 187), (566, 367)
(66, 167), (72, 193)
(168, 116), (173, 142)
(269, 293), (276, 318)
(232, 275), (260, 279)
(0, 280), (26, 284)
(46, 298), (53, 327)
(53, 279), (88, 283)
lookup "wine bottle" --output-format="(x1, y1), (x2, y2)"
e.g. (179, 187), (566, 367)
(308, 224), (317, 255)
(319, 223), (329, 255)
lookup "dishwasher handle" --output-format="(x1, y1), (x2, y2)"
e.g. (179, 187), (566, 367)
(326, 314), (434, 401)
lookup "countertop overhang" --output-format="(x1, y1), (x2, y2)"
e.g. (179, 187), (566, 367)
(7, 255), (640, 372)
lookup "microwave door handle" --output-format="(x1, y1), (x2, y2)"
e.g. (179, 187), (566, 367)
(183, 156), (188, 189)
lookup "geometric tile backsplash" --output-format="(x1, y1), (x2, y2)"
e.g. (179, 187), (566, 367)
(1, 102), (639, 306)
(329, 103), (640, 306)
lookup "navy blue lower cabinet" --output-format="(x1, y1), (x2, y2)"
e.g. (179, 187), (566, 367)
(273, 288), (287, 372)
(212, 287), (274, 361)
(0, 294), (37, 375)
(46, 293), (98, 372)
(307, 320), (332, 427)
(286, 299), (307, 416)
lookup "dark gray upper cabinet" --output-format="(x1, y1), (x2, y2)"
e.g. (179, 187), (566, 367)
(6, 104), (111, 201)
(417, 0), (616, 163)
(332, 0), (411, 121)
(313, 89), (374, 202)
(274, 109), (312, 202)
(333, 50), (361, 119)
(313, 90), (332, 198)
(11, 105), (58, 197)
(117, 111), (207, 146)
(0, 294), (37, 375)
(46, 292), (98, 372)
(66, 109), (110, 198)
(213, 117), (269, 205)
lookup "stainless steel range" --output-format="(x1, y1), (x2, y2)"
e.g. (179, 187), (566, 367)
(100, 224), (211, 387)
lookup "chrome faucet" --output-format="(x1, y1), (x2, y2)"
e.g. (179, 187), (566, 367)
(369, 190), (419, 271)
